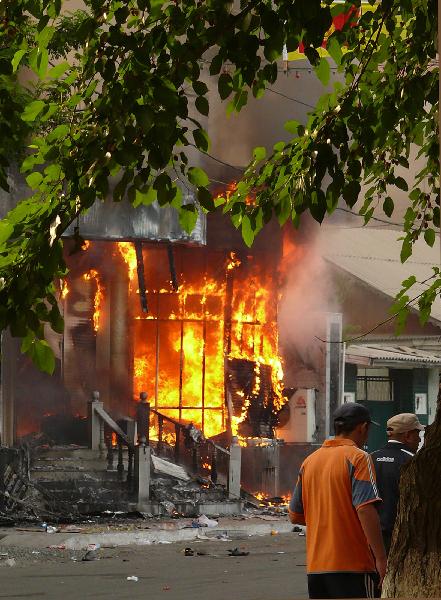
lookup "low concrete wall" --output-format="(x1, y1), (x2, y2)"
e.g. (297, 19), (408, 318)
(241, 442), (319, 497)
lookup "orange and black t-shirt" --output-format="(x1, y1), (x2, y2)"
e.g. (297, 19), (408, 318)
(289, 438), (381, 574)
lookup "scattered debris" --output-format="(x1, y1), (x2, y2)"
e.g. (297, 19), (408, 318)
(160, 501), (178, 517)
(45, 525), (59, 534)
(184, 547), (194, 556)
(184, 423), (205, 445)
(5, 558), (16, 567)
(228, 548), (249, 557)
(81, 543), (100, 561)
(192, 514), (218, 528)
(151, 455), (190, 481)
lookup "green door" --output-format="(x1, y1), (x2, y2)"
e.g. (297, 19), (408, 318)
(359, 401), (395, 452)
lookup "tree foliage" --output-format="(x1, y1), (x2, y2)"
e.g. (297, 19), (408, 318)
(0, 0), (438, 371)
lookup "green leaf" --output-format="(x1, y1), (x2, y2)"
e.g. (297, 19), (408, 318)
(21, 100), (46, 122)
(33, 339), (55, 375)
(241, 214), (255, 247)
(193, 128), (210, 152)
(342, 180), (361, 208)
(284, 120), (300, 135)
(26, 172), (43, 189)
(36, 48), (49, 78)
(253, 147), (266, 161)
(47, 124), (70, 142)
(47, 62), (70, 78)
(134, 187), (157, 207)
(188, 167), (209, 187)
(218, 73), (233, 100)
(12, 49), (27, 73)
(383, 196), (394, 218)
(400, 238), (413, 263)
(135, 106), (154, 133)
(170, 185), (183, 209)
(193, 81), (208, 96)
(395, 176), (408, 191)
(424, 228), (436, 247)
(0, 221), (13, 245)
(326, 36), (343, 66)
(314, 58), (330, 86)
(178, 204), (198, 233)
(197, 187), (215, 211)
(195, 96), (209, 116)
(304, 46), (320, 66)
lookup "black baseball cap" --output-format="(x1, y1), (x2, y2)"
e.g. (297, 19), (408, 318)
(333, 402), (380, 427)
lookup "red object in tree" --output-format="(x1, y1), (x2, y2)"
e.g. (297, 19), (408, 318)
(298, 6), (359, 54)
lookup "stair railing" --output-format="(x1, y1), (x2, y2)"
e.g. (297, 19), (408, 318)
(88, 391), (136, 493)
(88, 390), (242, 505)
(136, 392), (240, 497)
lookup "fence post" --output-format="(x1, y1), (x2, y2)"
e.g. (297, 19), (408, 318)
(136, 392), (150, 446)
(88, 391), (103, 452)
(135, 444), (151, 508)
(211, 446), (218, 484)
(228, 436), (242, 500)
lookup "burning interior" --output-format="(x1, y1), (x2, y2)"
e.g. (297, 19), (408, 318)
(13, 210), (290, 447)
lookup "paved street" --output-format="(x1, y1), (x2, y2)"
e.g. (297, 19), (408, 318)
(0, 532), (307, 599)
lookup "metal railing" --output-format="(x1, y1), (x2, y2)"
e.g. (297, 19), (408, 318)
(88, 391), (241, 505)
(142, 398), (231, 485)
(88, 391), (136, 494)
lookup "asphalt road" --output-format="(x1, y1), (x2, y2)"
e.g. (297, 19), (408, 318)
(0, 533), (308, 600)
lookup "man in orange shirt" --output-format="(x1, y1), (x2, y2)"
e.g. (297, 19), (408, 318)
(289, 403), (387, 599)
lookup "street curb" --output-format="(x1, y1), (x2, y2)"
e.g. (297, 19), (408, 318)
(62, 521), (295, 550)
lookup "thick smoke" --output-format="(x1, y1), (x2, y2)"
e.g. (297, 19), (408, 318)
(278, 226), (338, 386)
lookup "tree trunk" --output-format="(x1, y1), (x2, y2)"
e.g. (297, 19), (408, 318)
(382, 389), (441, 597)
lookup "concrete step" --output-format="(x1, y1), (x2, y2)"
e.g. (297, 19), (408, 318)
(32, 459), (111, 472)
(31, 470), (123, 482)
(34, 447), (99, 460)
(36, 477), (133, 514)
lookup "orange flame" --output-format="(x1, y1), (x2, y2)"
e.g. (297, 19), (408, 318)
(254, 492), (290, 506)
(227, 251), (241, 271)
(131, 258), (284, 439)
(214, 181), (255, 206)
(117, 242), (137, 283)
(83, 269), (103, 332)
(82, 240), (91, 251)
(61, 280), (69, 300)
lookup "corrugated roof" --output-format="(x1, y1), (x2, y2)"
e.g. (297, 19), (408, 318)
(321, 227), (441, 324)
(346, 344), (441, 366)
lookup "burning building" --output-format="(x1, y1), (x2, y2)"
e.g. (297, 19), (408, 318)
(0, 64), (348, 509)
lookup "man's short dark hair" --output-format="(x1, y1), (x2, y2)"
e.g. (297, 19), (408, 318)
(334, 419), (360, 436)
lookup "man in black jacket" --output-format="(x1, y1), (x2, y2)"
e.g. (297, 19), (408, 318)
(371, 413), (424, 554)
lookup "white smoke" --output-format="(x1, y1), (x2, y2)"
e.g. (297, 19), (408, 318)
(278, 228), (338, 380)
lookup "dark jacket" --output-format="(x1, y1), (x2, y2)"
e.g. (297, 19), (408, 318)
(370, 441), (414, 535)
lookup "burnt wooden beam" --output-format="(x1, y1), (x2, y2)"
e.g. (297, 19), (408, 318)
(167, 242), (179, 291)
(135, 240), (148, 313)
